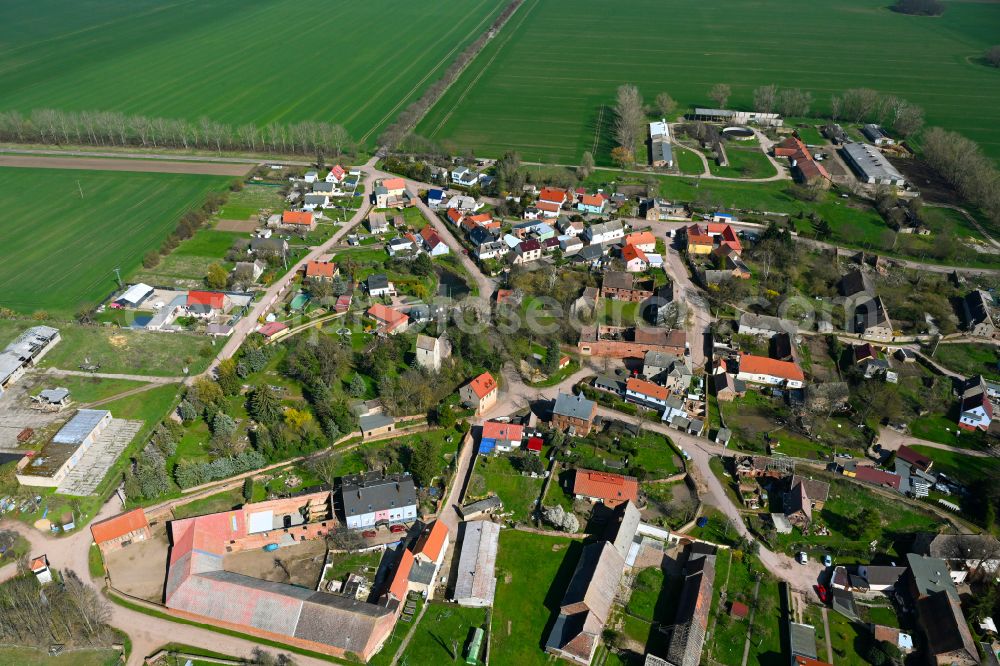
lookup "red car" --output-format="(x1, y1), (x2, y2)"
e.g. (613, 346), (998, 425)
(362, 530), (377, 539)
(815, 584), (828, 603)
(389, 524), (406, 534)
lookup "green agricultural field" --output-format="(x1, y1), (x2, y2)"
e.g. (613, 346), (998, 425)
(930, 343), (1000, 381)
(0, 0), (506, 145)
(418, 0), (1000, 163)
(0, 167), (232, 315)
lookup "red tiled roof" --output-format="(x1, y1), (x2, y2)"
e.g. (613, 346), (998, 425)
(580, 193), (606, 207)
(467, 372), (497, 399)
(536, 201), (561, 213)
(467, 213), (493, 225)
(855, 466), (901, 490)
(381, 177), (406, 191)
(282, 210), (314, 226)
(329, 165), (346, 180)
(738, 354), (804, 382)
(187, 290), (226, 309)
(626, 377), (667, 400)
(519, 239), (541, 252)
(414, 520), (448, 563)
(258, 321), (288, 338)
(573, 469), (639, 503)
(482, 421), (524, 441)
(622, 244), (648, 263)
(446, 208), (463, 224)
(389, 548), (414, 600)
(625, 231), (655, 247)
(896, 445), (932, 470)
(526, 437), (543, 452)
(305, 260), (336, 278)
(29, 555), (48, 571)
(420, 225), (443, 247)
(91, 508), (149, 545)
(538, 187), (567, 204)
(367, 304), (408, 332)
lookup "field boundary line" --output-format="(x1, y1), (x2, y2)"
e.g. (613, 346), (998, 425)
(590, 104), (605, 155)
(357, 0), (499, 145)
(427, 0), (539, 139)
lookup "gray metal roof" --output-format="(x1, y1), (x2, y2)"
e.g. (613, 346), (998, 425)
(788, 622), (818, 658)
(552, 392), (596, 421)
(358, 413), (394, 431)
(340, 472), (416, 516)
(907, 553), (959, 601)
(53, 409), (109, 444)
(39, 388), (70, 403)
(454, 520), (500, 605)
(842, 142), (905, 183)
(652, 139), (673, 164)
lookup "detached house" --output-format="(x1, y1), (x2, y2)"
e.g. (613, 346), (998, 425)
(367, 304), (409, 335)
(959, 290), (996, 338)
(479, 420), (525, 454)
(584, 220), (624, 245)
(577, 193), (608, 215)
(572, 469), (638, 509)
(374, 178), (412, 208)
(451, 166), (480, 187)
(624, 231), (656, 252)
(513, 239), (542, 265)
(366, 273), (396, 298)
(304, 260), (338, 281)
(621, 244), (649, 272)
(736, 354), (805, 389)
(624, 377), (668, 410)
(325, 165), (346, 184)
(419, 226), (450, 256)
(281, 210), (316, 232)
(551, 392), (598, 436)
(460, 372), (498, 416)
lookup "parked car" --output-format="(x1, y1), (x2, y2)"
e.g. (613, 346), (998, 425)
(389, 524), (406, 534)
(362, 530), (377, 538)
(823, 554), (832, 567)
(815, 584), (829, 603)
(797, 552), (808, 565)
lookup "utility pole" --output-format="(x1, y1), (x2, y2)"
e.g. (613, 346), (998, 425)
(112, 267), (123, 289)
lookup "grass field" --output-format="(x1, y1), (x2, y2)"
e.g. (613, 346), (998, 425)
(491, 530), (580, 666)
(0, 647), (119, 666)
(418, 0), (1000, 164)
(0, 167), (232, 315)
(397, 603), (488, 665)
(0, 0), (506, 145)
(0, 319), (215, 376)
(931, 343), (1000, 381)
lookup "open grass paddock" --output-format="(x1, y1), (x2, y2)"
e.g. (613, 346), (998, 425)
(418, 0), (1000, 163)
(0, 167), (231, 315)
(0, 0), (506, 146)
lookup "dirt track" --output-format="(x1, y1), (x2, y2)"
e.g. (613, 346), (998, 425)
(0, 155), (251, 176)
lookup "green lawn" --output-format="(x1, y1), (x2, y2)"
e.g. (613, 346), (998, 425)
(491, 530), (581, 666)
(710, 147), (777, 180)
(909, 446), (1000, 486)
(0, 647), (119, 666)
(0, 167), (232, 315)
(0, 0), (506, 146)
(674, 146), (705, 175)
(471, 455), (544, 524)
(418, 0), (1000, 164)
(0, 320), (215, 377)
(397, 603), (488, 665)
(28, 375), (145, 405)
(827, 612), (874, 666)
(931, 343), (1000, 381)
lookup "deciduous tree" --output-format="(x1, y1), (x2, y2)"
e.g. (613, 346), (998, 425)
(655, 92), (677, 119)
(708, 83), (731, 109)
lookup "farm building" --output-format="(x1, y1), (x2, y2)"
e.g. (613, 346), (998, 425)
(163, 493), (398, 662)
(841, 142), (905, 186)
(453, 520), (500, 607)
(691, 108), (782, 127)
(0, 325), (60, 395)
(15, 409), (113, 488)
(545, 502), (638, 665)
(663, 550), (717, 666)
(91, 508), (151, 556)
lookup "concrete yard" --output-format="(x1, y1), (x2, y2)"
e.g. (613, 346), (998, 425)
(104, 522), (171, 603)
(223, 538), (328, 589)
(56, 418), (143, 496)
(0, 383), (67, 450)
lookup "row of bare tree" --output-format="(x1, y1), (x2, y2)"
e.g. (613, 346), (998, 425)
(0, 570), (112, 647)
(922, 127), (1000, 227)
(0, 108), (354, 156)
(378, 0), (523, 149)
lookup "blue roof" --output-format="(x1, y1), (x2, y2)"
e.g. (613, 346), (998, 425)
(429, 189), (444, 199)
(479, 438), (496, 454)
(713, 212), (733, 218)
